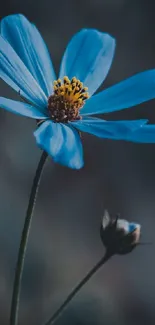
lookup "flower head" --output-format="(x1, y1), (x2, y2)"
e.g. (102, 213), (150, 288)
(1, 14), (155, 169)
(100, 210), (141, 255)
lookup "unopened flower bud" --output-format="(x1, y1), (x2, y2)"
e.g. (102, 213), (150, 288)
(100, 210), (141, 255)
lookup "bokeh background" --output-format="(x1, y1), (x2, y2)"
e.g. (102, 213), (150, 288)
(0, 0), (155, 324)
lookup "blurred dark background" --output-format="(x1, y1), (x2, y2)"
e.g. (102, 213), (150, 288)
(0, 0), (155, 324)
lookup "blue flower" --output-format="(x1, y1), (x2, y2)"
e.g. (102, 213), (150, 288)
(1, 14), (155, 169)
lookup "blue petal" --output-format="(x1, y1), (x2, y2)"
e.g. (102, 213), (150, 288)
(0, 35), (47, 111)
(126, 124), (155, 143)
(34, 120), (84, 169)
(0, 97), (47, 119)
(128, 223), (137, 233)
(59, 29), (115, 96)
(81, 70), (155, 115)
(1, 14), (56, 97)
(71, 117), (148, 140)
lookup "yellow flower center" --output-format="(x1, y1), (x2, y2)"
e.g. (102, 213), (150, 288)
(48, 76), (89, 123)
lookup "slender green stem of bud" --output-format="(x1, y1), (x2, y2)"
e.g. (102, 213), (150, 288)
(42, 250), (113, 325)
(10, 151), (48, 325)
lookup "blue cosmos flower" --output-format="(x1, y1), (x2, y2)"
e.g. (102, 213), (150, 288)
(1, 14), (155, 169)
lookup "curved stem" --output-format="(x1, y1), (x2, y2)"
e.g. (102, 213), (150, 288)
(10, 151), (48, 325)
(43, 250), (112, 325)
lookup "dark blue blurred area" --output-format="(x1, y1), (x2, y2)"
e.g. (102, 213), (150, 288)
(0, 0), (155, 324)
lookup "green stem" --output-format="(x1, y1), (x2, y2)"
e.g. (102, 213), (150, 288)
(10, 151), (48, 325)
(43, 250), (112, 325)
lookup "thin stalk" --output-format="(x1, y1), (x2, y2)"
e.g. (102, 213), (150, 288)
(43, 250), (112, 325)
(10, 151), (48, 325)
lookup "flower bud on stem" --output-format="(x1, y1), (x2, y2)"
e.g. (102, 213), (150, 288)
(42, 210), (141, 325)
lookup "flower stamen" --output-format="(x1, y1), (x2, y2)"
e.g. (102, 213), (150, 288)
(48, 76), (89, 123)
